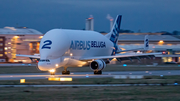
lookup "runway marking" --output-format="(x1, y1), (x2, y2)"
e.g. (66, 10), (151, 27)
(0, 84), (179, 87)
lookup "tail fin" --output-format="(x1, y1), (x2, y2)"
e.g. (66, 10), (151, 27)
(105, 15), (122, 55)
(144, 35), (149, 50)
(106, 15), (122, 44)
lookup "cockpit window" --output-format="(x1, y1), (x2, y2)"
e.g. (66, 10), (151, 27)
(39, 59), (50, 62)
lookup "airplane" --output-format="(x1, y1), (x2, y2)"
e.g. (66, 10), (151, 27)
(17, 15), (161, 75)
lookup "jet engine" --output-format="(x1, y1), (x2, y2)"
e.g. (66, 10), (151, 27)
(90, 59), (106, 71)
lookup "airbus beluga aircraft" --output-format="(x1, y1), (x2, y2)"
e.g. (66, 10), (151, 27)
(17, 15), (161, 75)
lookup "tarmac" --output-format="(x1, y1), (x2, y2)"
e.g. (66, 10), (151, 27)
(0, 70), (179, 80)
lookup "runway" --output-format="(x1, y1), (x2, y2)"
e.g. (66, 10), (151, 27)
(0, 83), (179, 87)
(0, 70), (179, 80)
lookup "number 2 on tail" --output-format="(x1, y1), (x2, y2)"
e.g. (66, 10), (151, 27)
(146, 39), (149, 47)
(41, 40), (52, 49)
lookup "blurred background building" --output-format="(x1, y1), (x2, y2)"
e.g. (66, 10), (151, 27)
(0, 27), (43, 63)
(106, 14), (114, 31)
(85, 15), (94, 31)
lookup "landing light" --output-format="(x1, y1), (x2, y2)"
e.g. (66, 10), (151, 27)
(70, 53), (73, 56)
(55, 64), (58, 67)
(49, 69), (55, 73)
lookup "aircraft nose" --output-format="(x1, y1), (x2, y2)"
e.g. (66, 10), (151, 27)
(38, 61), (55, 71)
(38, 62), (47, 71)
(37, 58), (62, 71)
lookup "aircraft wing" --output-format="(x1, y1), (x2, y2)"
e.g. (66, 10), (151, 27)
(16, 54), (40, 59)
(79, 52), (161, 60)
(117, 48), (144, 52)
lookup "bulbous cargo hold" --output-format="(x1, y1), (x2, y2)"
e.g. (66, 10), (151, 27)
(40, 29), (71, 59)
(38, 29), (114, 72)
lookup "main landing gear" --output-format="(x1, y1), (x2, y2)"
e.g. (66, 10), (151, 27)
(62, 67), (70, 75)
(94, 70), (102, 75)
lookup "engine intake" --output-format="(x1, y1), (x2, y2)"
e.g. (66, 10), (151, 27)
(90, 59), (106, 71)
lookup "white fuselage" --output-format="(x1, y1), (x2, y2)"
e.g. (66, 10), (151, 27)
(38, 29), (114, 71)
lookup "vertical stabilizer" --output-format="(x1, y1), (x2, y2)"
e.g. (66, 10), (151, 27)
(105, 15), (122, 44)
(144, 35), (149, 50)
(105, 15), (122, 55)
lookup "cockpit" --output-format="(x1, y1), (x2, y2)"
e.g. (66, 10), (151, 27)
(39, 59), (50, 62)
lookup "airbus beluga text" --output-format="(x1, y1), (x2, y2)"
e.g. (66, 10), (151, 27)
(17, 15), (161, 75)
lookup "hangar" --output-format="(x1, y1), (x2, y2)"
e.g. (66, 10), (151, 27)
(0, 27), (43, 62)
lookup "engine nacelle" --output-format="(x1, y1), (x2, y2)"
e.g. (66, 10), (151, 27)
(90, 59), (106, 71)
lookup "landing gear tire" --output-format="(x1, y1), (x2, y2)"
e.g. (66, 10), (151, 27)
(94, 70), (102, 75)
(62, 70), (70, 75)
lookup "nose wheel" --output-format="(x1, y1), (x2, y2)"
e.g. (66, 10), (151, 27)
(62, 67), (70, 75)
(50, 72), (55, 75)
(49, 69), (56, 75)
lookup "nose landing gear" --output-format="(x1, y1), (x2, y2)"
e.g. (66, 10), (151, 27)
(49, 69), (56, 75)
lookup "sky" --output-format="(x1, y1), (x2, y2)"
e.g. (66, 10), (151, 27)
(0, 0), (180, 33)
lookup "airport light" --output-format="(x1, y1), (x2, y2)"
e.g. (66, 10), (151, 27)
(123, 64), (127, 66)
(55, 64), (58, 67)
(70, 53), (73, 56)
(159, 40), (164, 44)
(14, 36), (19, 38)
(48, 77), (60, 81)
(20, 79), (25, 83)
(39, 36), (43, 38)
(48, 77), (73, 81)
(60, 78), (72, 81)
